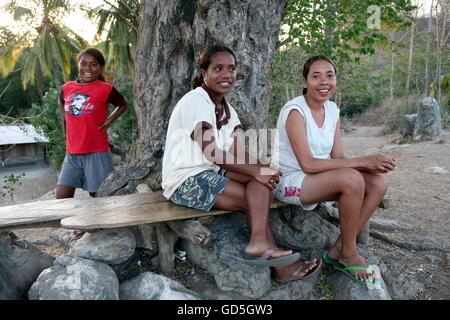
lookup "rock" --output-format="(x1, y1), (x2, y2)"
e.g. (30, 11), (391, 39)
(180, 213), (272, 299)
(325, 247), (391, 300)
(356, 223), (370, 245)
(28, 255), (119, 300)
(136, 183), (152, 194)
(181, 207), (333, 299)
(424, 166), (449, 175)
(381, 144), (411, 152)
(378, 198), (391, 209)
(69, 228), (136, 265)
(182, 270), (248, 300)
(369, 218), (414, 232)
(379, 259), (423, 300)
(0, 231), (54, 300)
(119, 272), (201, 300)
(327, 265), (390, 300)
(271, 206), (340, 253)
(401, 114), (417, 137)
(260, 263), (323, 300)
(31, 238), (60, 247)
(316, 202), (339, 221)
(50, 229), (80, 248)
(413, 97), (442, 141)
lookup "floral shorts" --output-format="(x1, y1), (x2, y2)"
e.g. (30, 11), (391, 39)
(274, 170), (318, 210)
(170, 168), (228, 212)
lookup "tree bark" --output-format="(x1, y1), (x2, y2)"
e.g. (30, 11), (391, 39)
(405, 22), (415, 92)
(424, 1), (434, 96)
(98, 0), (288, 196)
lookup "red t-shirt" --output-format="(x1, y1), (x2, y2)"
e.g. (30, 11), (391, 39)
(60, 80), (125, 154)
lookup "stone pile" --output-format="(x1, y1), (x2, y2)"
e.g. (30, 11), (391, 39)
(1, 201), (426, 300)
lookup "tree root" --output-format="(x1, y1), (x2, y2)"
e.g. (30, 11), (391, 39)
(370, 230), (448, 252)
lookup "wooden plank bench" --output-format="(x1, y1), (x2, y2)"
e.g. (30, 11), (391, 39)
(0, 192), (288, 231)
(0, 191), (290, 272)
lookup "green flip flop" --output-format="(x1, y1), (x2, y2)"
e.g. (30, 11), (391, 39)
(333, 263), (380, 285)
(322, 251), (344, 268)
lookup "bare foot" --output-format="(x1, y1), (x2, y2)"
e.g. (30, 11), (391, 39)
(273, 258), (319, 282)
(327, 236), (342, 261)
(339, 254), (370, 281)
(245, 244), (293, 259)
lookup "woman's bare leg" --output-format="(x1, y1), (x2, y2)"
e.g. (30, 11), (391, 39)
(212, 172), (292, 258)
(299, 168), (373, 281)
(329, 172), (388, 261)
(214, 171), (319, 280)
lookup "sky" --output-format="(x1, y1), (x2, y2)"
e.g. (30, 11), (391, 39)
(0, 0), (437, 45)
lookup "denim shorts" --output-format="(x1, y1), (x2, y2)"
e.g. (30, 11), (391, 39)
(57, 151), (113, 193)
(170, 168), (228, 212)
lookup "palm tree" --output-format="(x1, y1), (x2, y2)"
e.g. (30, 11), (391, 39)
(86, 0), (140, 79)
(0, 0), (89, 93)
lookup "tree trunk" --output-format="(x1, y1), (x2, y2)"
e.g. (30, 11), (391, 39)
(405, 22), (415, 92)
(424, 1), (433, 96)
(389, 49), (395, 100)
(98, 0), (288, 196)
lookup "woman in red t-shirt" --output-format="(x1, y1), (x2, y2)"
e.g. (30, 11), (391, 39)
(57, 48), (128, 200)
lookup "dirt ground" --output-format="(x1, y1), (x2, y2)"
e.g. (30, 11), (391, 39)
(341, 126), (450, 300)
(3, 125), (449, 300)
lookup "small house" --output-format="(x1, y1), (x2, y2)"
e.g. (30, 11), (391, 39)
(0, 124), (49, 167)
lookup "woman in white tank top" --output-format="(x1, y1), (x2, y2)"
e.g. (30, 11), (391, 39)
(275, 56), (396, 284)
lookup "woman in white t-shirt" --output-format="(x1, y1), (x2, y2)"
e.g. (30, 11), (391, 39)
(275, 56), (396, 284)
(162, 45), (321, 282)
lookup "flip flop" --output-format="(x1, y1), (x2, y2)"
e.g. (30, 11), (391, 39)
(333, 263), (380, 285)
(322, 251), (344, 268)
(242, 250), (302, 267)
(275, 258), (323, 283)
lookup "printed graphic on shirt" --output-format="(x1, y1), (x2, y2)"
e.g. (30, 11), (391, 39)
(65, 92), (94, 116)
(284, 186), (301, 198)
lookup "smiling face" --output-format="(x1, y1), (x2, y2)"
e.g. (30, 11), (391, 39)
(302, 59), (337, 104)
(201, 51), (237, 95)
(78, 54), (104, 84)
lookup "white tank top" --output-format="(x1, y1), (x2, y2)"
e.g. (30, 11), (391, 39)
(275, 95), (340, 175)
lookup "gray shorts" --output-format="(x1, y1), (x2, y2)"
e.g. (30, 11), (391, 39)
(57, 151), (113, 193)
(170, 168), (228, 212)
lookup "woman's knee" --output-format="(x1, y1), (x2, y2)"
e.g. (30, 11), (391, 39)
(365, 173), (388, 197)
(336, 168), (365, 195)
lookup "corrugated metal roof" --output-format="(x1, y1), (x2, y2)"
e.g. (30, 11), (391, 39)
(0, 124), (49, 145)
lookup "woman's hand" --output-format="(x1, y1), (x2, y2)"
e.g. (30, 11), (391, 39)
(361, 154), (396, 173)
(253, 164), (282, 190)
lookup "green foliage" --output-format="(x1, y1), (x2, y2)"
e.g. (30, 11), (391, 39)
(280, 0), (415, 66)
(84, 0), (140, 79)
(1, 173), (25, 202)
(27, 87), (66, 170)
(270, 0), (416, 121)
(108, 81), (139, 156)
(316, 274), (334, 300)
(0, 0), (89, 90)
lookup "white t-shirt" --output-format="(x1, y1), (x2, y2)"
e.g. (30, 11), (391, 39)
(162, 87), (242, 199)
(276, 95), (340, 176)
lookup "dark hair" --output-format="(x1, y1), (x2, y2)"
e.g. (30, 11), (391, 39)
(192, 45), (237, 89)
(77, 47), (106, 82)
(302, 55), (337, 95)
